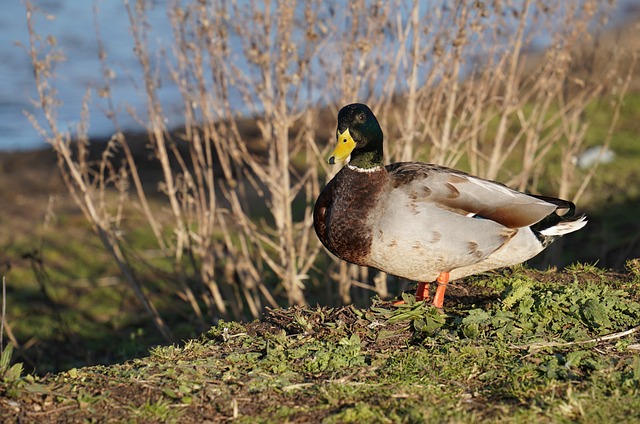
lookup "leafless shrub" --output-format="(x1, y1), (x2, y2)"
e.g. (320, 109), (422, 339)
(24, 0), (633, 336)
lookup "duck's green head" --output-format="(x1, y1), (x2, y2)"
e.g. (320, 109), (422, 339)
(328, 103), (383, 169)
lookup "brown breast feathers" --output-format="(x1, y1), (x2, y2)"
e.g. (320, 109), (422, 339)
(314, 166), (387, 266)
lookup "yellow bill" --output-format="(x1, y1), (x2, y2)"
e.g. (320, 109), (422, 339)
(328, 128), (357, 164)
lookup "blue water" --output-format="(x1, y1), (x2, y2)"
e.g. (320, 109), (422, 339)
(2, 0), (173, 151)
(1, 0), (638, 152)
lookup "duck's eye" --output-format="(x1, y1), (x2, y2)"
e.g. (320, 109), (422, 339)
(356, 112), (366, 123)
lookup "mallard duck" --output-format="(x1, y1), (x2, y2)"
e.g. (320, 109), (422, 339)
(313, 103), (587, 308)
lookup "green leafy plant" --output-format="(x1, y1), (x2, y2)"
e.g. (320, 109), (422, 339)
(0, 343), (23, 384)
(460, 277), (640, 344)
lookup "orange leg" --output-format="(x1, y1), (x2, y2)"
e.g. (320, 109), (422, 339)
(415, 281), (430, 302)
(393, 281), (430, 306)
(431, 272), (450, 309)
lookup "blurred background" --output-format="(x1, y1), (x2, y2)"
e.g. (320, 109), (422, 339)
(1, 0), (639, 374)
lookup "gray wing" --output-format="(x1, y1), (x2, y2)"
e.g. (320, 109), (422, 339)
(386, 162), (557, 228)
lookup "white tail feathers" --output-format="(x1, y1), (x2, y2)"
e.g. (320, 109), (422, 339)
(539, 215), (588, 236)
